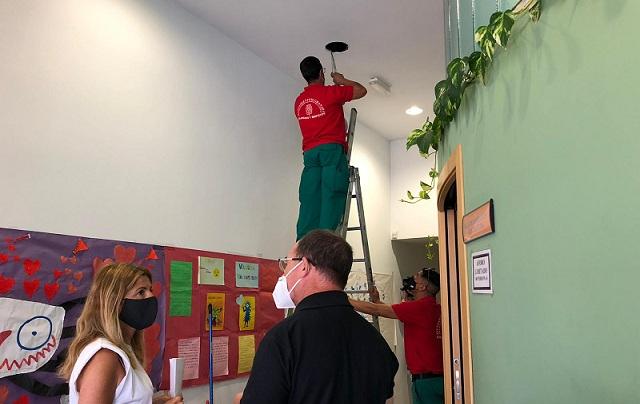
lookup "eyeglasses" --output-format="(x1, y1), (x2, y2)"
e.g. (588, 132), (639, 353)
(277, 257), (303, 272)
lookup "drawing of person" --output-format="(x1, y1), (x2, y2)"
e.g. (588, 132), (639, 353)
(242, 301), (252, 328)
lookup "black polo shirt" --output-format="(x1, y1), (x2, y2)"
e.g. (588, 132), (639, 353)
(241, 291), (399, 404)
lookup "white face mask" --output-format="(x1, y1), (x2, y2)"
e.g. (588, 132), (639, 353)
(272, 261), (303, 309)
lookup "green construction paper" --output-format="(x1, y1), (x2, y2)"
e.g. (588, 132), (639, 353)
(170, 260), (193, 316)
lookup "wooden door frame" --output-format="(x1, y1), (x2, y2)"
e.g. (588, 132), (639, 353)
(437, 144), (474, 403)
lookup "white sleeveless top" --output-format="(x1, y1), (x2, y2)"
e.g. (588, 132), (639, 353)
(68, 338), (154, 404)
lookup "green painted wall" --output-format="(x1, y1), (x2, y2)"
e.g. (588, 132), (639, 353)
(439, 1), (640, 402)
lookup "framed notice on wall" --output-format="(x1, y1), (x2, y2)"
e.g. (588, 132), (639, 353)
(472, 249), (493, 294)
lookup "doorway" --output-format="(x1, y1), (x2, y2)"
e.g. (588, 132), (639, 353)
(437, 145), (474, 403)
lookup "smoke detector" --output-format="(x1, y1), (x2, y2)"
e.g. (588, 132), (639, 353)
(368, 76), (392, 96)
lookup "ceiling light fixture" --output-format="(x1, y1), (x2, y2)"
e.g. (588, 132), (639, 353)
(405, 106), (424, 116)
(368, 76), (392, 96)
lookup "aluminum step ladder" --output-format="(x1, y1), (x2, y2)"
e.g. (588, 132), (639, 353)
(338, 108), (380, 331)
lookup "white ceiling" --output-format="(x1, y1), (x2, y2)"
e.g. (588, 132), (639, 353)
(175, 0), (446, 140)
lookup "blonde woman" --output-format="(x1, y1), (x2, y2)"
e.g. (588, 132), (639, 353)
(59, 263), (182, 404)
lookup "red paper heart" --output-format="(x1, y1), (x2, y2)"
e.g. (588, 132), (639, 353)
(23, 259), (41, 276)
(152, 281), (162, 297)
(53, 269), (63, 280)
(0, 275), (15, 294)
(67, 283), (77, 294)
(0, 330), (11, 347)
(60, 255), (77, 264)
(13, 255), (20, 262)
(44, 282), (60, 301)
(0, 385), (8, 403)
(0, 253), (8, 264)
(13, 395), (29, 404)
(7, 245), (16, 252)
(92, 257), (114, 274)
(114, 245), (136, 263)
(23, 279), (40, 298)
(73, 271), (83, 282)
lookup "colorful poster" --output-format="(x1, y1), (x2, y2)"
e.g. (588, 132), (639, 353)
(235, 262), (259, 288)
(238, 295), (255, 331)
(237, 335), (255, 374)
(177, 337), (200, 380)
(346, 271), (395, 346)
(205, 293), (225, 331)
(212, 336), (229, 377)
(170, 261), (193, 316)
(198, 256), (224, 285)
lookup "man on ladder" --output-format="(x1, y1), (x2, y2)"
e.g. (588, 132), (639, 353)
(294, 56), (367, 241)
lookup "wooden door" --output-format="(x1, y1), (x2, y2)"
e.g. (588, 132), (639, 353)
(437, 145), (474, 403)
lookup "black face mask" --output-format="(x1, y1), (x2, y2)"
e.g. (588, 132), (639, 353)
(119, 296), (158, 330)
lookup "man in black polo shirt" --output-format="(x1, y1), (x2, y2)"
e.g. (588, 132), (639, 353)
(236, 230), (399, 404)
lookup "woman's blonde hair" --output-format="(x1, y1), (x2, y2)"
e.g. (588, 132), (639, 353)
(58, 263), (152, 380)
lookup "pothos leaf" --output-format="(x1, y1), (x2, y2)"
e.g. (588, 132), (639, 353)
(419, 191), (431, 200)
(406, 191), (415, 200)
(421, 117), (433, 132)
(489, 11), (515, 47)
(481, 38), (496, 61)
(429, 168), (439, 178)
(435, 79), (450, 99)
(529, 1), (541, 22)
(406, 128), (425, 150)
(475, 25), (496, 61)
(416, 128), (434, 155)
(431, 117), (443, 151)
(420, 181), (433, 192)
(469, 51), (488, 85)
(447, 58), (469, 88)
(474, 26), (489, 45)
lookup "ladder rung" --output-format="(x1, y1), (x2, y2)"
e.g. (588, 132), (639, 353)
(347, 227), (361, 231)
(351, 194), (357, 198)
(353, 258), (365, 263)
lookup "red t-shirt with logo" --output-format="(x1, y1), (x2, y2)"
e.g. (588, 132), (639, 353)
(392, 296), (443, 375)
(294, 84), (354, 152)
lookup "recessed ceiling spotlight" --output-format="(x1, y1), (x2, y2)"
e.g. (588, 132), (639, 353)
(405, 106), (424, 116)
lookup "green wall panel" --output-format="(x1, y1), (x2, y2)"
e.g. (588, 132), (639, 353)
(438, 1), (640, 402)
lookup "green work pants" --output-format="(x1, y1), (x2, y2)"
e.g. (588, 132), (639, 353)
(296, 143), (349, 240)
(412, 377), (444, 404)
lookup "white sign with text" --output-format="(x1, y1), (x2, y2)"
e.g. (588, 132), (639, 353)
(472, 249), (493, 294)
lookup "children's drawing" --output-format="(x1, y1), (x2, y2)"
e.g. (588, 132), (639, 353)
(205, 293), (225, 331)
(346, 271), (395, 345)
(0, 298), (65, 378)
(237, 296), (255, 331)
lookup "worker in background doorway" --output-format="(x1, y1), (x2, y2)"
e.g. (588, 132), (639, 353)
(350, 268), (444, 404)
(294, 56), (367, 240)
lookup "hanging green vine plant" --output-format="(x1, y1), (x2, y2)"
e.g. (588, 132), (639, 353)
(403, 0), (541, 203)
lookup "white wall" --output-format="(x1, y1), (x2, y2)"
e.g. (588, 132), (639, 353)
(0, 0), (299, 402)
(0, 0), (301, 260)
(0, 1), (407, 402)
(389, 138), (439, 240)
(348, 122), (410, 404)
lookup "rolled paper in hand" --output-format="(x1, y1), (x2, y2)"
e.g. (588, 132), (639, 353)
(169, 357), (185, 398)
